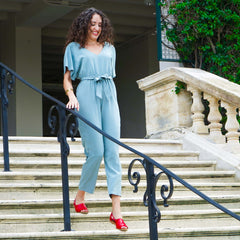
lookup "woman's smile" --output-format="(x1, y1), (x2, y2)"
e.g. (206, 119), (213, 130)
(88, 13), (102, 41)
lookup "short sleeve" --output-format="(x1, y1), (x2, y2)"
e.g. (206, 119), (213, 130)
(63, 43), (77, 81)
(111, 45), (116, 78)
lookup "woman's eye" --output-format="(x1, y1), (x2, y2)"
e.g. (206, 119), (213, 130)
(90, 22), (102, 27)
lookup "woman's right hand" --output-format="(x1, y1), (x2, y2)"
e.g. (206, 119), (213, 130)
(66, 92), (80, 111)
(63, 70), (79, 111)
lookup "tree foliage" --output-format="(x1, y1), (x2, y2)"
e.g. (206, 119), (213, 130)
(160, 0), (240, 84)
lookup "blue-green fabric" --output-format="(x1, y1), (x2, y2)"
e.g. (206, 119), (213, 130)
(64, 42), (121, 196)
(64, 42), (116, 81)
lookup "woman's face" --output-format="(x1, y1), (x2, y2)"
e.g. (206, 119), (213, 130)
(87, 13), (102, 42)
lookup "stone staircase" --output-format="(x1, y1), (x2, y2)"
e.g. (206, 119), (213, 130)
(0, 137), (240, 239)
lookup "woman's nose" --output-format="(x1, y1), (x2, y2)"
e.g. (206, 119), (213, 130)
(95, 25), (100, 31)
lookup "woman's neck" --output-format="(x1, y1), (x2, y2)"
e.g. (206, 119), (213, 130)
(84, 39), (103, 54)
(85, 39), (100, 47)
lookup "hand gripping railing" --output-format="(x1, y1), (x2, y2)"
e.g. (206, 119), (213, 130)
(0, 62), (240, 239)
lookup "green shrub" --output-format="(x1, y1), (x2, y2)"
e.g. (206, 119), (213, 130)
(160, 0), (240, 84)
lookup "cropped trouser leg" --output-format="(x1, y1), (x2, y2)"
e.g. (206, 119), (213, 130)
(102, 97), (121, 196)
(76, 79), (121, 196)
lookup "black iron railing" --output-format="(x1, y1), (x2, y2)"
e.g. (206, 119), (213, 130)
(0, 62), (239, 239)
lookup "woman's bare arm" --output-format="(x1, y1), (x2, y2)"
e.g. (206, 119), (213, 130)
(63, 70), (79, 111)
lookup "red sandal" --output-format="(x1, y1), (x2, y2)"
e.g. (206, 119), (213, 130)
(73, 200), (88, 214)
(110, 212), (128, 231)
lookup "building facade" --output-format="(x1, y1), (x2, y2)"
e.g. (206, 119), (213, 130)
(0, 0), (181, 138)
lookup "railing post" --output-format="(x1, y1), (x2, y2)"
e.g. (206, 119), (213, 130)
(221, 101), (240, 145)
(145, 160), (158, 240)
(187, 86), (208, 134)
(204, 93), (225, 143)
(57, 105), (71, 231)
(0, 67), (10, 171)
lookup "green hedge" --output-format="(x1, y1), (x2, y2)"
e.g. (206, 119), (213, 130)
(160, 0), (240, 84)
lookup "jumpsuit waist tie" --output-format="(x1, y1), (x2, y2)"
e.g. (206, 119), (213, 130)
(81, 76), (113, 100)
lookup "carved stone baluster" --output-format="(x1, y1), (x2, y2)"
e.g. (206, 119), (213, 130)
(204, 93), (225, 143)
(187, 86), (208, 134)
(221, 101), (240, 145)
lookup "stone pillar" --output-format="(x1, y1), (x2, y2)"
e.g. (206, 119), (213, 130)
(137, 73), (192, 137)
(15, 26), (42, 136)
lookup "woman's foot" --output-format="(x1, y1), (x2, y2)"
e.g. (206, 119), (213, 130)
(73, 199), (88, 214)
(74, 190), (88, 214)
(110, 212), (128, 231)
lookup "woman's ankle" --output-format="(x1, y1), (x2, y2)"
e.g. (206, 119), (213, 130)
(75, 190), (85, 204)
(111, 195), (122, 219)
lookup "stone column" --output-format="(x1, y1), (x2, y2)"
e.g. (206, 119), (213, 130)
(15, 26), (42, 136)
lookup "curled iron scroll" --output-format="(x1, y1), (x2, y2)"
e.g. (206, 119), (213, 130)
(64, 113), (79, 141)
(48, 105), (79, 141)
(143, 173), (161, 223)
(128, 157), (174, 224)
(48, 105), (58, 135)
(47, 104), (70, 156)
(0, 69), (15, 105)
(154, 171), (174, 208)
(128, 158), (145, 193)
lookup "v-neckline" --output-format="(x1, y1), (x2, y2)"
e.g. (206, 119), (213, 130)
(84, 44), (105, 56)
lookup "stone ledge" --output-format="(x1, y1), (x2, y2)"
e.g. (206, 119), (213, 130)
(137, 67), (240, 107)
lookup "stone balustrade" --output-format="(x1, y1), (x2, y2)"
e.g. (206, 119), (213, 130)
(137, 67), (240, 152)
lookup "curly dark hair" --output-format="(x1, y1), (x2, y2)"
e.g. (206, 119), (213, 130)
(64, 7), (114, 50)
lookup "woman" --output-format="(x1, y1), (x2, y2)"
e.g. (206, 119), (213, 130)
(63, 8), (128, 231)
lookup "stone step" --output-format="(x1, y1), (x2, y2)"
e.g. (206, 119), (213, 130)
(0, 181), (239, 195)
(2, 192), (239, 203)
(0, 209), (239, 233)
(1, 201), (239, 216)
(3, 170), (236, 183)
(1, 195), (239, 213)
(0, 170), (235, 181)
(1, 139), (184, 160)
(1, 180), (239, 200)
(1, 150), (200, 163)
(0, 225), (239, 240)
(0, 175), (237, 190)
(1, 176), (238, 187)
(0, 159), (216, 171)
(1, 137), (183, 151)
(0, 221), (239, 239)
(1, 208), (239, 222)
(1, 137), (239, 239)
(0, 196), (238, 212)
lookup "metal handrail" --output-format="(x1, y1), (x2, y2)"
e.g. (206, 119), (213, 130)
(0, 62), (239, 239)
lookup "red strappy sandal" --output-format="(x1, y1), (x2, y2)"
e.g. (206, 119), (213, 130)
(110, 212), (128, 231)
(73, 200), (88, 214)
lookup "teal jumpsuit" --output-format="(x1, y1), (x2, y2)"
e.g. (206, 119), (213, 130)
(64, 42), (122, 197)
